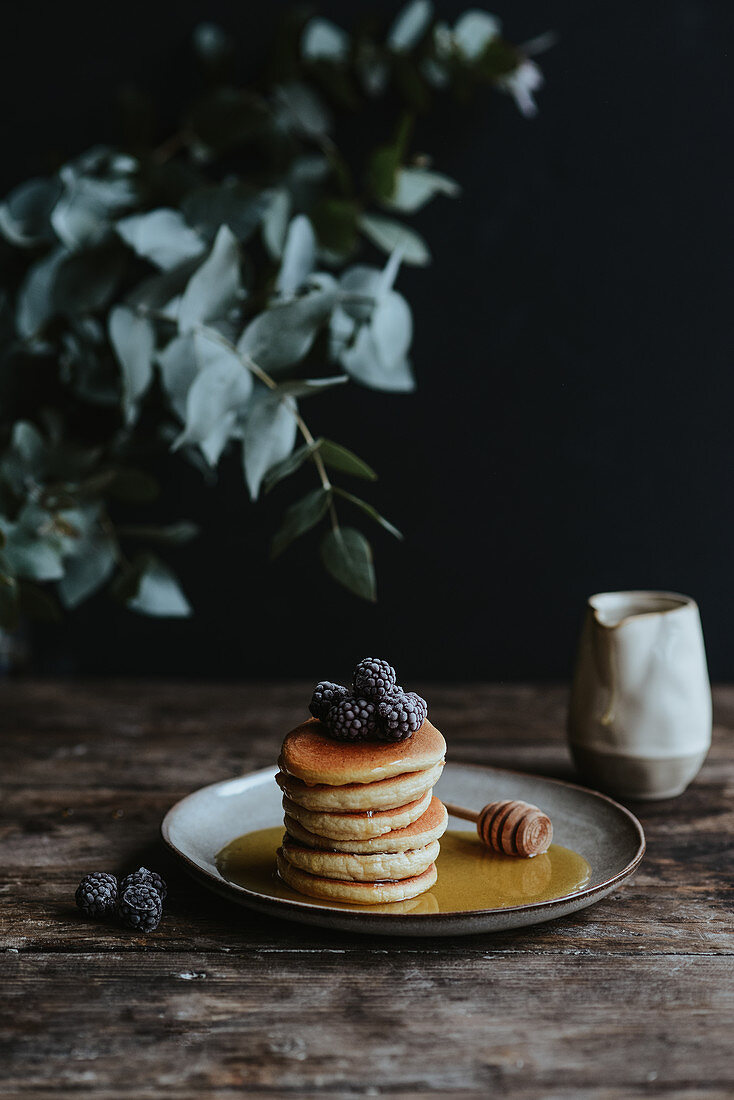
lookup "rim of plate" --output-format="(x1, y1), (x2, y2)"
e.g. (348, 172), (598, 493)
(161, 762), (646, 926)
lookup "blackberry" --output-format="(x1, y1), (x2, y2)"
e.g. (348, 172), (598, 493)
(75, 872), (118, 918)
(352, 658), (397, 701)
(309, 681), (348, 722)
(327, 696), (378, 741)
(120, 867), (167, 901)
(118, 884), (162, 932)
(377, 691), (428, 741)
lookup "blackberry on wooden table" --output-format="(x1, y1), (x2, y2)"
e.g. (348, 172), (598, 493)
(75, 872), (118, 918)
(120, 867), (167, 900)
(118, 884), (163, 932)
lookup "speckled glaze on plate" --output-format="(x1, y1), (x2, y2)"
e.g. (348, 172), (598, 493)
(161, 762), (645, 937)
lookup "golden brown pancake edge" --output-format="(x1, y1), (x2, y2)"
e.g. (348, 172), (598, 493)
(279, 717), (446, 786)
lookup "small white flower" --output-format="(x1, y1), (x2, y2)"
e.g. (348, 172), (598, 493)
(498, 59), (544, 118)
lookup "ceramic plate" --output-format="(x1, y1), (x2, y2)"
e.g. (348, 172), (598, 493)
(161, 762), (645, 937)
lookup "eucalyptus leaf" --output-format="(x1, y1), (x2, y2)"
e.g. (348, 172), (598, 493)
(367, 115), (412, 204)
(276, 376), (348, 398)
(127, 555), (192, 617)
(237, 289), (336, 375)
(65, 146), (137, 178)
(262, 441), (318, 493)
(193, 22), (235, 66)
(51, 173), (137, 250)
(333, 487), (403, 539)
(338, 265), (381, 322)
(320, 526), (376, 601)
(319, 440), (377, 481)
(0, 177), (61, 247)
(358, 214), (430, 266)
(329, 303), (356, 357)
(388, 0), (434, 53)
(371, 290), (413, 370)
(337, 278), (413, 392)
(158, 334), (197, 420)
(241, 385), (298, 499)
(117, 208), (205, 270)
(276, 215), (316, 296)
(262, 188), (291, 259)
(108, 306), (155, 423)
(340, 323), (415, 393)
(178, 225), (241, 332)
(182, 182), (270, 243)
(453, 10), (502, 61)
(58, 538), (117, 608)
(275, 82), (332, 139)
(368, 148), (399, 204)
(301, 18), (350, 63)
(384, 168), (460, 213)
(173, 332), (252, 464)
(125, 254), (202, 314)
(310, 198), (358, 255)
(15, 247), (66, 339)
(272, 487), (330, 558)
(58, 315), (119, 407)
(53, 244), (127, 315)
(11, 421), (47, 473)
(3, 523), (65, 581)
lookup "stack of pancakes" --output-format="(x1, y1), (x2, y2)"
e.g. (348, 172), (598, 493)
(275, 717), (448, 904)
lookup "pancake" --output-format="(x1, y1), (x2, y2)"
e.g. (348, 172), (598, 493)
(284, 796), (448, 854)
(282, 788), (432, 840)
(361, 892), (439, 916)
(276, 850), (438, 904)
(281, 837), (440, 882)
(276, 760), (444, 812)
(279, 717), (446, 787)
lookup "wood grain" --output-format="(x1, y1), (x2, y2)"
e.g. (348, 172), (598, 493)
(1, 681), (733, 1098)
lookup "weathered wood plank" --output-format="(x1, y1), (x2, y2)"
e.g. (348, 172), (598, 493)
(1, 680), (733, 1096)
(2, 952), (733, 1096)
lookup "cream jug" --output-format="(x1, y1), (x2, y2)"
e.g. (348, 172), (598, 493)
(568, 591), (711, 799)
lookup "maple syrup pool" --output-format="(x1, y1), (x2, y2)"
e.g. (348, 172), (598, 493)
(216, 827), (591, 915)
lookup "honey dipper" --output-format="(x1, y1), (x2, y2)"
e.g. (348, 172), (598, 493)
(443, 798), (553, 858)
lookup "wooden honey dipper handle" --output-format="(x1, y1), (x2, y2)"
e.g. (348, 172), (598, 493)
(444, 799), (553, 858)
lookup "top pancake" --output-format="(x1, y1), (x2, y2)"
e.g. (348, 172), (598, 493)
(279, 717), (446, 787)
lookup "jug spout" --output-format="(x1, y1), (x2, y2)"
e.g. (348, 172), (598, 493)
(590, 591), (693, 629)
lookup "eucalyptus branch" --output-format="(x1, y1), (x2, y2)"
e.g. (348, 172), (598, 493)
(0, 3), (548, 620)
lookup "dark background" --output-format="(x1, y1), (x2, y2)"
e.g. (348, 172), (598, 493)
(1, 1), (731, 681)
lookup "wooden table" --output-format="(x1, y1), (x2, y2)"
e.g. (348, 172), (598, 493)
(2, 682), (733, 1098)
